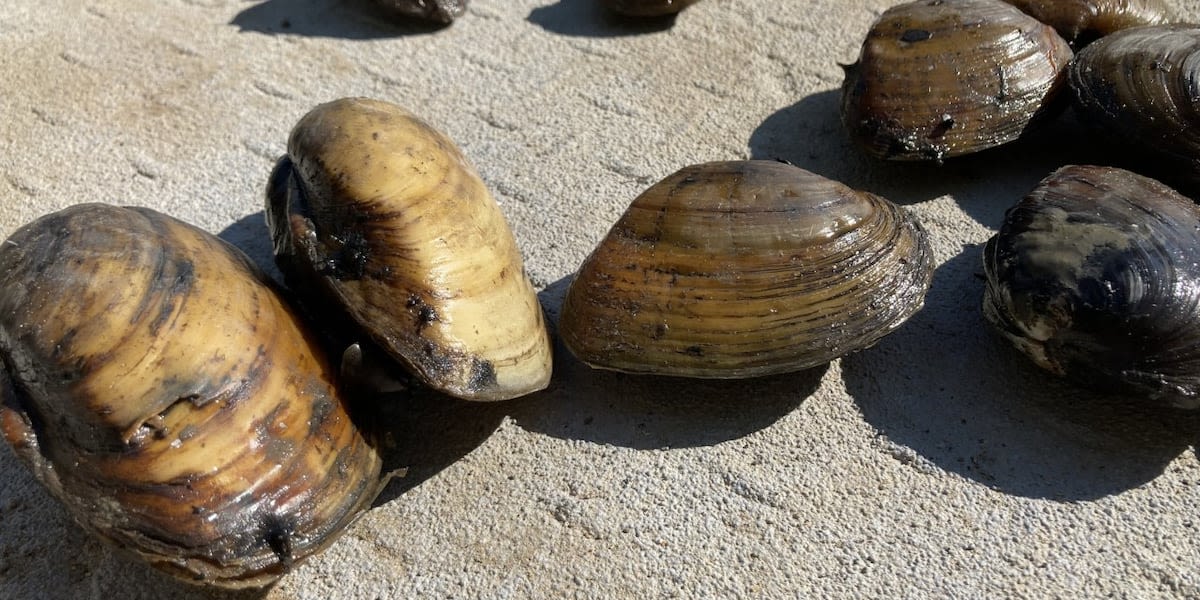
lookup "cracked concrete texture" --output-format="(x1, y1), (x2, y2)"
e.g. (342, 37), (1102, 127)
(2, 0), (1200, 598)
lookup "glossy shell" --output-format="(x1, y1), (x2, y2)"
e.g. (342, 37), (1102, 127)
(1069, 25), (1200, 187)
(602, 0), (700, 17)
(983, 165), (1200, 409)
(1000, 0), (1173, 47)
(559, 160), (935, 378)
(266, 98), (553, 402)
(841, 0), (1073, 161)
(371, 0), (467, 24)
(0, 204), (384, 587)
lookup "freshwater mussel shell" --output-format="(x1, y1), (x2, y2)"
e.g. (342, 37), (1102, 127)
(602, 0), (700, 17)
(0, 204), (384, 587)
(841, 0), (1073, 161)
(371, 0), (466, 24)
(983, 165), (1200, 409)
(559, 160), (934, 378)
(1069, 24), (1200, 189)
(267, 97), (553, 402)
(1000, 0), (1174, 47)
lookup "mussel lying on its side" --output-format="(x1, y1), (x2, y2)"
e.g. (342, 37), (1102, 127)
(559, 160), (935, 378)
(0, 204), (384, 587)
(841, 0), (1073, 161)
(371, 0), (467, 24)
(983, 165), (1200, 409)
(601, 0), (700, 17)
(267, 97), (553, 402)
(1000, 0), (1173, 47)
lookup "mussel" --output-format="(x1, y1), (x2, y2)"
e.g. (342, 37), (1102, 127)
(0, 204), (384, 587)
(1000, 0), (1174, 47)
(983, 165), (1200, 409)
(1069, 24), (1200, 189)
(558, 160), (934, 378)
(371, 0), (466, 24)
(602, 0), (700, 17)
(841, 0), (1073, 161)
(266, 98), (553, 402)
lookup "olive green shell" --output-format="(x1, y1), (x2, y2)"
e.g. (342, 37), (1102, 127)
(1000, 0), (1173, 47)
(983, 165), (1200, 409)
(559, 160), (934, 378)
(841, 0), (1073, 161)
(0, 204), (383, 587)
(266, 98), (553, 402)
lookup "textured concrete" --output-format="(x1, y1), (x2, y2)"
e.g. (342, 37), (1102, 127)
(2, 0), (1199, 598)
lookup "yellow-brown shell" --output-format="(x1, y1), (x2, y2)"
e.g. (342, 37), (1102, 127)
(0, 204), (383, 588)
(266, 98), (552, 401)
(558, 161), (934, 378)
(841, 0), (1073, 161)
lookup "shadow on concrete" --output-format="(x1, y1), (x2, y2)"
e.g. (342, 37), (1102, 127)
(841, 245), (1198, 501)
(232, 0), (449, 39)
(528, 0), (678, 37)
(217, 212), (280, 281)
(507, 275), (825, 449)
(749, 89), (1129, 229)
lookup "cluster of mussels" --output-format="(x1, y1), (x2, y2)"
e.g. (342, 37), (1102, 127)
(842, 0), (1200, 409)
(0, 0), (1198, 591)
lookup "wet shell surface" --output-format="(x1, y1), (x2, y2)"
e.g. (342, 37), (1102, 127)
(602, 0), (700, 17)
(1069, 24), (1200, 187)
(558, 160), (935, 379)
(841, 0), (1073, 161)
(0, 204), (384, 587)
(371, 0), (467, 23)
(983, 165), (1200, 409)
(266, 97), (553, 402)
(1000, 0), (1173, 47)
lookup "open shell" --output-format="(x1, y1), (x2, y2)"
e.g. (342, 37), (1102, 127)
(0, 204), (383, 587)
(559, 160), (934, 378)
(266, 98), (552, 401)
(983, 165), (1200, 409)
(841, 0), (1073, 161)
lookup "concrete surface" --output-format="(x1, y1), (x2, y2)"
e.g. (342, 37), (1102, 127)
(1, 0), (1199, 598)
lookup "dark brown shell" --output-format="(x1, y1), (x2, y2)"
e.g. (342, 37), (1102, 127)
(841, 0), (1073, 161)
(983, 166), (1200, 409)
(371, 0), (467, 24)
(1000, 0), (1173, 47)
(1069, 24), (1200, 189)
(602, 0), (700, 17)
(0, 204), (383, 587)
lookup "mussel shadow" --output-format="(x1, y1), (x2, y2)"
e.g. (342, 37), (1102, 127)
(840, 246), (1198, 501)
(217, 212), (283, 283)
(507, 275), (827, 449)
(749, 90), (1131, 229)
(527, 0), (679, 37)
(231, 0), (450, 39)
(370, 387), (509, 506)
(0, 446), (267, 599)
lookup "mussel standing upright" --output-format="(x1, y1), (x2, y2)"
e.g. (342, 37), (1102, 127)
(267, 97), (553, 402)
(983, 165), (1200, 409)
(841, 0), (1073, 161)
(559, 160), (935, 378)
(0, 204), (384, 587)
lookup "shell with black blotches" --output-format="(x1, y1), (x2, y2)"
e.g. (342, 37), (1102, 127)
(0, 204), (384, 587)
(558, 160), (934, 378)
(983, 165), (1200, 409)
(841, 0), (1073, 161)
